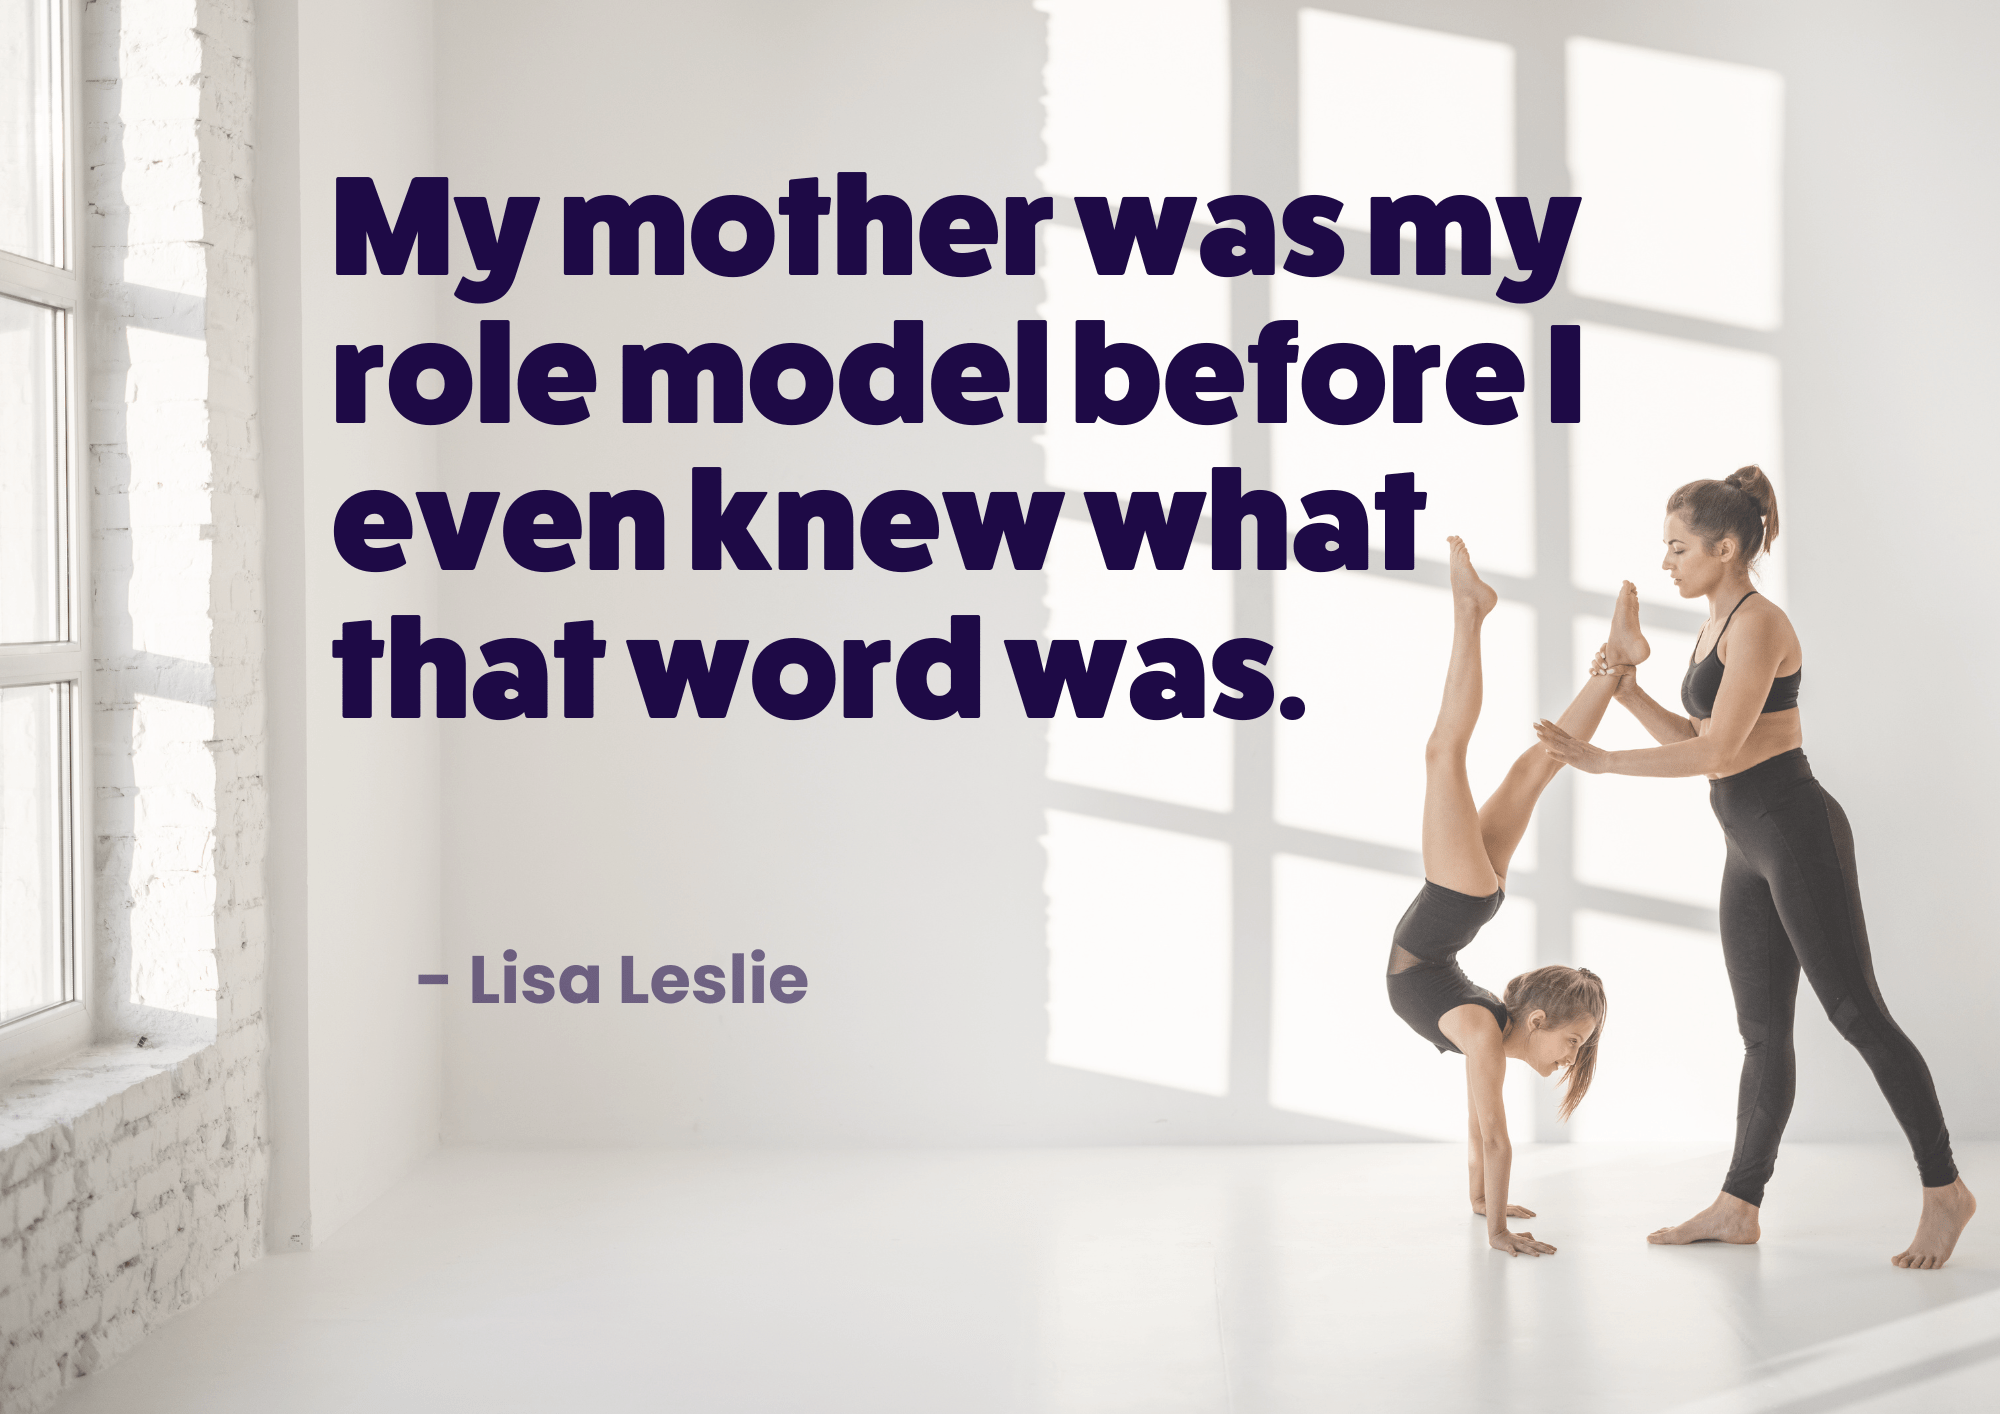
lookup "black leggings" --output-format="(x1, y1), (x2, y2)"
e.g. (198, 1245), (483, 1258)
(1711, 749), (1956, 1205)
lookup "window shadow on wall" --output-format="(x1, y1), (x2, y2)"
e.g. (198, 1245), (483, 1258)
(1035, 0), (1782, 1145)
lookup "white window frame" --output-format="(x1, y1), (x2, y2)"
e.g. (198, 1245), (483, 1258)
(0, 0), (91, 1080)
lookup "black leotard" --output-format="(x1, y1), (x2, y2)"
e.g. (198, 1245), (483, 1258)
(1680, 590), (1801, 719)
(1386, 881), (1509, 1054)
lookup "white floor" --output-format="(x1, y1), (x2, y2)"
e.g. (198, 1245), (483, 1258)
(47, 1142), (2000, 1414)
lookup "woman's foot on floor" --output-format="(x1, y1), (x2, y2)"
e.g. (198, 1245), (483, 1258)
(1608, 580), (1650, 666)
(1648, 1192), (1760, 1245)
(1447, 537), (1498, 620)
(1893, 1178), (1976, 1269)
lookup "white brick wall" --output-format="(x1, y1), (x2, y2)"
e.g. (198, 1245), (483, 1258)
(0, 1), (267, 1408)
(0, 1040), (259, 1410)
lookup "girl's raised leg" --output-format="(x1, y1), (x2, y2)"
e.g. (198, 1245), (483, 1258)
(1475, 587), (1643, 880)
(1472, 588), (1640, 884)
(1424, 553), (1637, 894)
(1422, 539), (1504, 897)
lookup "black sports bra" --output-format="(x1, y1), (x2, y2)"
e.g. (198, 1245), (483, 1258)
(1679, 591), (1802, 720)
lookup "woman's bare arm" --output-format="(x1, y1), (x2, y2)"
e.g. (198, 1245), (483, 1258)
(1593, 649), (1699, 746)
(1442, 1005), (1556, 1256)
(1540, 615), (1789, 778)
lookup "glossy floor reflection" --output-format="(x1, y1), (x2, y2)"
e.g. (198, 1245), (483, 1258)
(48, 1143), (1998, 1414)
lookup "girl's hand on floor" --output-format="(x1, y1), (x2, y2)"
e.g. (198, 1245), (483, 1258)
(1490, 1230), (1558, 1257)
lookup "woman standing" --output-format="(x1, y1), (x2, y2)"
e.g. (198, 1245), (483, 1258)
(1534, 466), (1975, 1269)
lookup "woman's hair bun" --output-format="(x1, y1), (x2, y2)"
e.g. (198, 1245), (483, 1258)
(1724, 465), (1779, 551)
(1725, 464), (1766, 495)
(1668, 464), (1779, 561)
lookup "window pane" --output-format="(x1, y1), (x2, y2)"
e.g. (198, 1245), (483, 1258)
(1270, 855), (1537, 1139)
(1, 681), (67, 1022)
(0, 293), (62, 643)
(0, 0), (59, 265)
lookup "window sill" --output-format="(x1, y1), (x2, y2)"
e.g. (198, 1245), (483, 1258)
(0, 1000), (93, 1091)
(0, 1027), (215, 1152)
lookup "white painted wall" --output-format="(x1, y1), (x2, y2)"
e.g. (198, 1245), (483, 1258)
(427, 0), (1172, 1146)
(1751, 0), (2000, 1143)
(259, 0), (2000, 1167)
(262, 0), (445, 1247)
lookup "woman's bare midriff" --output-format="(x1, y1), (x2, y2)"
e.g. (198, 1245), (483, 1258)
(1702, 708), (1803, 780)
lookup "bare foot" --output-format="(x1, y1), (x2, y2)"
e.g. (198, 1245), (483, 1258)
(1447, 537), (1498, 619)
(1473, 1202), (1536, 1219)
(1893, 1179), (1976, 1269)
(1647, 1192), (1760, 1245)
(1607, 580), (1650, 666)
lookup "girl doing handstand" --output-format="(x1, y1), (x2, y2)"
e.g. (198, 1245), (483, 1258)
(1389, 538), (1613, 1257)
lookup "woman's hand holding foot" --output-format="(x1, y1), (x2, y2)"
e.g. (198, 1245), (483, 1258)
(1892, 1178), (1976, 1269)
(1647, 1192), (1760, 1245)
(1608, 580), (1650, 667)
(1490, 1229), (1557, 1257)
(1591, 648), (1636, 686)
(1584, 582), (1648, 696)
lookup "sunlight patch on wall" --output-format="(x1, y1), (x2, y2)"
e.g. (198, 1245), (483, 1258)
(1044, 520), (1233, 812)
(1038, 0), (1229, 198)
(1571, 618), (1726, 910)
(1274, 575), (1536, 866)
(1270, 854), (1537, 1139)
(1569, 323), (1783, 601)
(1569, 911), (1738, 1142)
(1567, 38), (1783, 331)
(1038, 225), (1231, 495)
(1045, 810), (1231, 1094)
(1298, 10), (1513, 240)
(1272, 277), (1535, 579)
